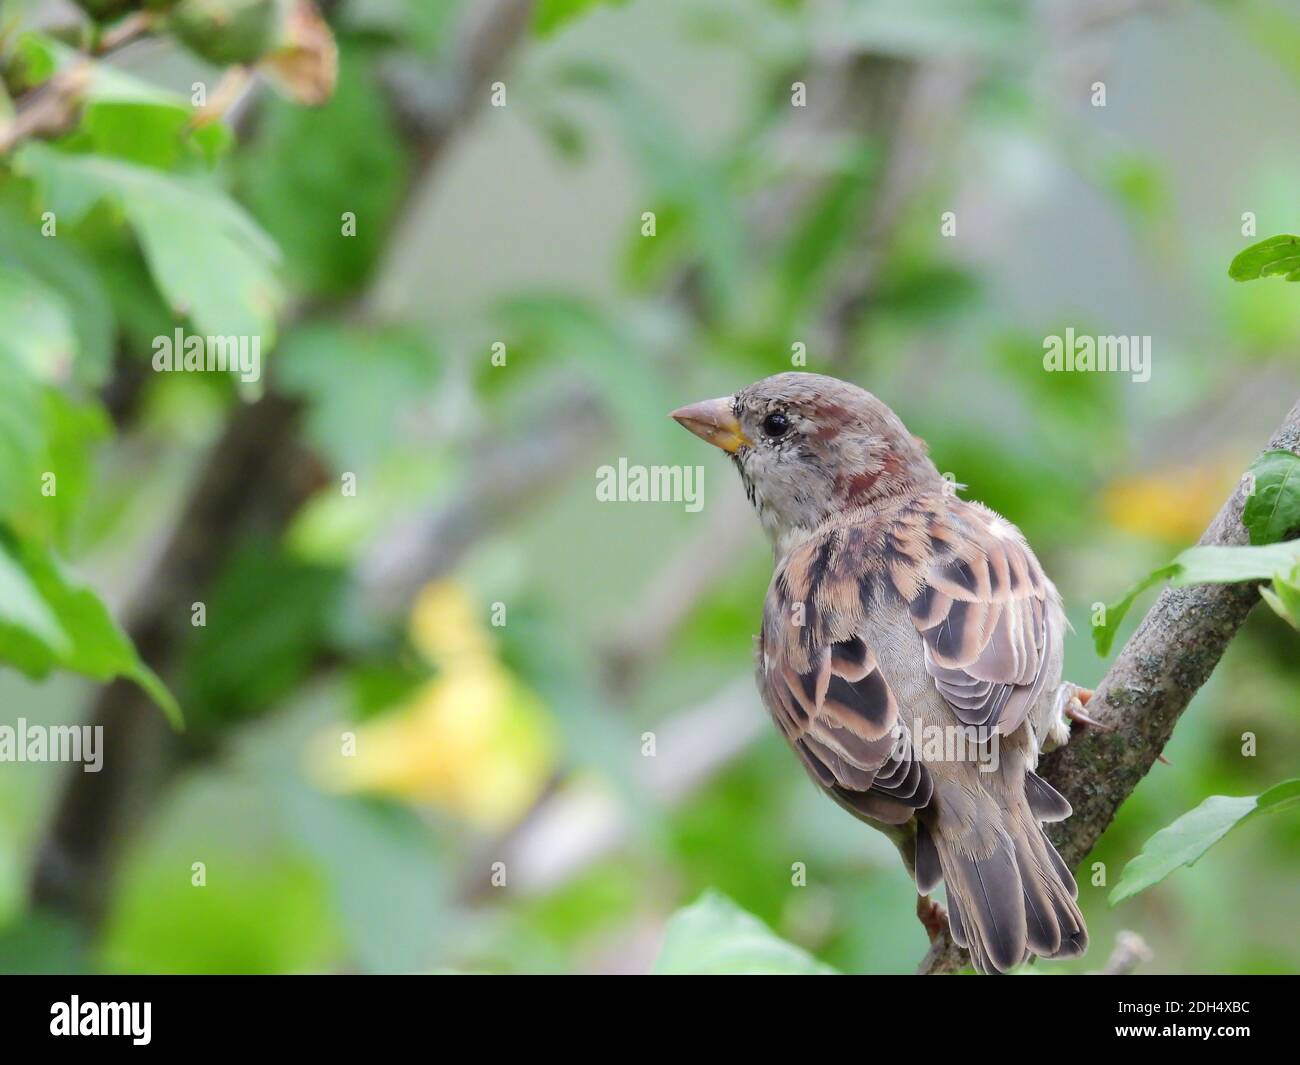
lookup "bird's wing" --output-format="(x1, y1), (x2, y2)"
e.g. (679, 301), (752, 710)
(757, 498), (1060, 820)
(758, 523), (932, 826)
(903, 499), (1061, 737)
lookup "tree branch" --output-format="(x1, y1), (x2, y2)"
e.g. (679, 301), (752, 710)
(355, 382), (608, 614)
(0, 12), (159, 156)
(28, 395), (319, 929)
(819, 58), (975, 367)
(0, 61), (92, 155)
(920, 398), (1300, 974)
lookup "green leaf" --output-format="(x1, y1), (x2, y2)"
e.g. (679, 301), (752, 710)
(0, 912), (89, 975)
(1228, 234), (1300, 282)
(274, 322), (439, 474)
(76, 226), (176, 359)
(66, 101), (229, 170)
(1093, 540), (1300, 655)
(30, 390), (112, 548)
(1256, 777), (1300, 813)
(0, 205), (115, 387)
(0, 542), (72, 663)
(1260, 564), (1300, 630)
(652, 890), (839, 975)
(1172, 541), (1300, 583)
(534, 0), (629, 37)
(181, 543), (343, 724)
(1091, 562), (1179, 656)
(0, 530), (182, 727)
(9, 31), (58, 92)
(238, 45), (406, 296)
(100, 855), (333, 974)
(16, 145), (282, 343)
(1243, 450), (1300, 545)
(0, 349), (48, 524)
(0, 265), (78, 384)
(30, 35), (230, 168)
(1111, 779), (1300, 904)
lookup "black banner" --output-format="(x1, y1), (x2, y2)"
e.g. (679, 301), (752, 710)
(0, 974), (1288, 1052)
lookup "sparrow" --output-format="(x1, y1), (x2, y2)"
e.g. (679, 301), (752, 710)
(672, 372), (1093, 974)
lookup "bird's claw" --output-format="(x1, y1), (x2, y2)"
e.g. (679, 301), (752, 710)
(1055, 683), (1114, 732)
(1064, 688), (1113, 730)
(917, 895), (949, 943)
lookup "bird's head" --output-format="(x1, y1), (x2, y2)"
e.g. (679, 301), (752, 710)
(671, 372), (941, 553)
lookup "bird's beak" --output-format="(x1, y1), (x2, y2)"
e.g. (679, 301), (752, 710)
(670, 396), (750, 454)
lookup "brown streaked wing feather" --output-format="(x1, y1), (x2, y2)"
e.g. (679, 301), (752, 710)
(904, 502), (1060, 736)
(758, 531), (930, 820)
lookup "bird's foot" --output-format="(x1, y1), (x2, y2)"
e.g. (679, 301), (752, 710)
(1045, 682), (1111, 752)
(916, 895), (949, 943)
(1064, 685), (1111, 729)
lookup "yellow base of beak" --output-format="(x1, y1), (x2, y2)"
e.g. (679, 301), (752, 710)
(670, 396), (750, 454)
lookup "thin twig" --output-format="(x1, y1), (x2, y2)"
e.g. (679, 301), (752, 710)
(0, 61), (91, 155)
(1098, 931), (1153, 975)
(0, 11), (156, 155)
(457, 676), (762, 902)
(356, 383), (609, 614)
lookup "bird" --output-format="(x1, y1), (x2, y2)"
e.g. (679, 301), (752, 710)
(671, 371), (1098, 974)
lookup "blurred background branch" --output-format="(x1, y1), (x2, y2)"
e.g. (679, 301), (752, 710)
(1098, 930), (1153, 975)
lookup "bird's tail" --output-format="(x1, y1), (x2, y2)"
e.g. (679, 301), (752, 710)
(915, 769), (1087, 974)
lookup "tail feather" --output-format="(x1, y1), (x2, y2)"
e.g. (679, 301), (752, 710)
(914, 821), (943, 895)
(1043, 831), (1080, 898)
(946, 889), (969, 948)
(1039, 836), (1088, 960)
(1025, 769), (1072, 822)
(941, 830), (1027, 974)
(929, 787), (1088, 974)
(1012, 824), (1063, 957)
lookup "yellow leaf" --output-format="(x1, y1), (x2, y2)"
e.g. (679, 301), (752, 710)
(1102, 461), (1239, 543)
(410, 580), (493, 669)
(308, 580), (554, 830)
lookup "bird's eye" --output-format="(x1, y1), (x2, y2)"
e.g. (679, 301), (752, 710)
(761, 411), (790, 438)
